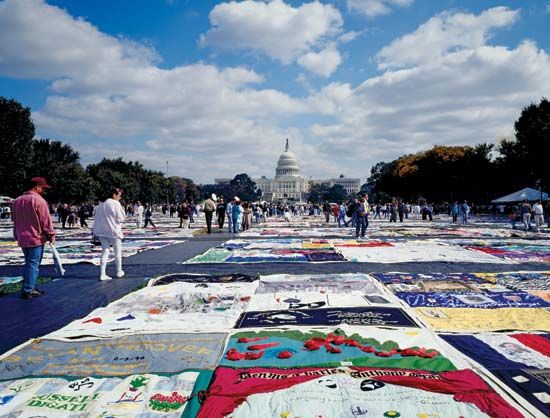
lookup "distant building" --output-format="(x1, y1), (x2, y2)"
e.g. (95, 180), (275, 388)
(254, 139), (361, 202)
(214, 178), (231, 185)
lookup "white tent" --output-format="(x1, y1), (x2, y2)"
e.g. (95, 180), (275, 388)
(491, 187), (548, 203)
(0, 196), (14, 204)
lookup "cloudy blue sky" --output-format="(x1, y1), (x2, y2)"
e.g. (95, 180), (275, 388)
(1, 0), (549, 183)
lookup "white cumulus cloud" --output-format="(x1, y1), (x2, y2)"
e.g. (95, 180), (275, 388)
(376, 6), (520, 69)
(0, 0), (160, 80)
(347, 0), (413, 17)
(200, 0), (344, 75)
(297, 44), (342, 77)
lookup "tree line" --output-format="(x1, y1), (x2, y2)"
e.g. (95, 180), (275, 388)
(364, 98), (550, 204)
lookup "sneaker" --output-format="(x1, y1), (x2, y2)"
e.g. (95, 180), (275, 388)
(116, 270), (125, 278)
(99, 274), (112, 281)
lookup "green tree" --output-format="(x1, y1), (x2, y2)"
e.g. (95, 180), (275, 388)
(169, 176), (200, 203)
(230, 173), (257, 201)
(28, 139), (90, 203)
(368, 145), (495, 203)
(199, 183), (225, 201)
(323, 184), (348, 203)
(498, 98), (550, 192)
(307, 183), (330, 203)
(0, 97), (35, 197)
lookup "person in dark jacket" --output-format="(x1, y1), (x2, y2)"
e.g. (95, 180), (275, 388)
(398, 201), (406, 222)
(144, 205), (157, 229)
(178, 203), (190, 229)
(216, 198), (226, 230)
(322, 201), (331, 223)
(78, 203), (88, 228)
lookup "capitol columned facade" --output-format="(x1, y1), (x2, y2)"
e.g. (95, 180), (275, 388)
(251, 140), (361, 202)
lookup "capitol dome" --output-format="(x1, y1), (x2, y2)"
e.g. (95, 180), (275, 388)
(275, 139), (300, 178)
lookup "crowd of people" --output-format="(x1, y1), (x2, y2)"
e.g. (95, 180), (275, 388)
(7, 176), (550, 300)
(509, 199), (547, 232)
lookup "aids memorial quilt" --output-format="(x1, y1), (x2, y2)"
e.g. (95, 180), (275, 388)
(0, 333), (227, 380)
(225, 250), (309, 263)
(414, 307), (550, 332)
(239, 227), (353, 238)
(475, 271), (550, 301)
(336, 240), (508, 263)
(197, 366), (523, 418)
(0, 239), (177, 266)
(464, 242), (550, 264)
(184, 240), (347, 264)
(236, 306), (418, 329)
(441, 333), (550, 416)
(222, 239), (301, 250)
(372, 271), (550, 309)
(246, 273), (397, 311)
(220, 326), (460, 372)
(372, 271), (487, 285)
(47, 281), (258, 338)
(0, 371), (202, 417)
(395, 290), (549, 308)
(150, 273), (259, 286)
(184, 248), (232, 263)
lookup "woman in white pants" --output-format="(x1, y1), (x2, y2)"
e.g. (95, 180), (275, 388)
(92, 188), (125, 281)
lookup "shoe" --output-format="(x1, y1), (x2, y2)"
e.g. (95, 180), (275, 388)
(116, 270), (125, 278)
(33, 288), (45, 295)
(21, 289), (44, 299)
(99, 274), (112, 281)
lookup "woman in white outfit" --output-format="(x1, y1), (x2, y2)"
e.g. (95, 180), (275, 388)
(93, 188), (125, 281)
(135, 201), (144, 228)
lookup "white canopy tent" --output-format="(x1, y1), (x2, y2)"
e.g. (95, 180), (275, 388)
(491, 187), (548, 203)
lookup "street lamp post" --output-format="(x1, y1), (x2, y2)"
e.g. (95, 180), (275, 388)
(166, 161), (169, 205)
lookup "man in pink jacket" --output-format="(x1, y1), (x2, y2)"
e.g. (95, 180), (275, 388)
(12, 177), (56, 299)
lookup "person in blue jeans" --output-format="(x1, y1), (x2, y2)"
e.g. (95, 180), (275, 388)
(226, 199), (234, 233)
(355, 198), (367, 238)
(450, 202), (459, 223)
(12, 177), (56, 299)
(22, 246), (44, 293)
(460, 200), (470, 225)
(337, 203), (347, 227)
(231, 198), (244, 234)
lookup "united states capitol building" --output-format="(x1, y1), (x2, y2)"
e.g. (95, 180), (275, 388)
(217, 140), (361, 202)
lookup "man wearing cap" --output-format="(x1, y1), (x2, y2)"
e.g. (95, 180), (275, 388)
(12, 177), (56, 299)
